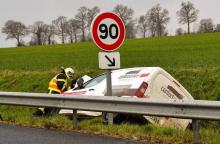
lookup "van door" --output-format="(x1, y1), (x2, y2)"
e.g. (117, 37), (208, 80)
(151, 74), (189, 100)
(145, 73), (192, 130)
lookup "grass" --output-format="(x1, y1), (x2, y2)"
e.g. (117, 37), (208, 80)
(0, 33), (219, 71)
(1, 106), (219, 144)
(0, 105), (196, 143)
(0, 32), (220, 143)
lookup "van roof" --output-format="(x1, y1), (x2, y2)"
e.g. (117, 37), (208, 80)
(111, 67), (163, 89)
(112, 67), (162, 74)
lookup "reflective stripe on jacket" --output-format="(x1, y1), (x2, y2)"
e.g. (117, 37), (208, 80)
(48, 74), (67, 94)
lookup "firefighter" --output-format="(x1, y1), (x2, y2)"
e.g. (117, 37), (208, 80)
(33, 67), (74, 116)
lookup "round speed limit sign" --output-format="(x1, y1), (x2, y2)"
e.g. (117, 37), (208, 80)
(91, 12), (125, 51)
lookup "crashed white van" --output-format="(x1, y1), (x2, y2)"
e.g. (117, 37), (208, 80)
(62, 67), (194, 129)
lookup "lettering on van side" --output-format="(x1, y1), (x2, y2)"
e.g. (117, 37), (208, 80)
(167, 85), (183, 99)
(161, 86), (183, 100)
(161, 86), (176, 99)
(149, 116), (161, 124)
(118, 74), (138, 79)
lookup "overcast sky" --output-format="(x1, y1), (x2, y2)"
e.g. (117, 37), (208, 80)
(0, 0), (220, 48)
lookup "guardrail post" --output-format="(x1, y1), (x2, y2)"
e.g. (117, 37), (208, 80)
(107, 113), (113, 124)
(72, 109), (78, 127)
(192, 119), (199, 144)
(0, 114), (3, 121)
(102, 112), (107, 124)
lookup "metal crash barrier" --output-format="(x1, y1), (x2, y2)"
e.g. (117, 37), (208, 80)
(1, 92), (220, 144)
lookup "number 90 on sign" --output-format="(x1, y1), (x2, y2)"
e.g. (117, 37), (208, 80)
(99, 23), (118, 40)
(98, 19), (119, 45)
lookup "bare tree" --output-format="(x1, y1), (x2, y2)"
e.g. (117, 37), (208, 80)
(29, 24), (55, 45)
(146, 4), (170, 37)
(176, 28), (184, 36)
(64, 22), (73, 43)
(52, 16), (68, 44)
(87, 6), (100, 40)
(75, 6), (89, 42)
(29, 21), (48, 45)
(198, 18), (214, 33)
(113, 4), (133, 24)
(177, 1), (199, 34)
(44, 24), (56, 45)
(113, 4), (136, 38)
(65, 19), (80, 43)
(29, 35), (38, 46)
(87, 6), (100, 28)
(2, 20), (27, 46)
(29, 35), (47, 45)
(146, 10), (157, 37)
(126, 20), (137, 38)
(215, 24), (220, 32)
(138, 15), (148, 38)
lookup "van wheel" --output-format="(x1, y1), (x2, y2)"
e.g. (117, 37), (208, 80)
(113, 114), (149, 125)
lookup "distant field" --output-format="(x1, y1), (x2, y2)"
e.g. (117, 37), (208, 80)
(0, 33), (219, 71)
(0, 33), (220, 143)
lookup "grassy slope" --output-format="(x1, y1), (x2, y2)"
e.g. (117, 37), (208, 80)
(0, 33), (220, 143)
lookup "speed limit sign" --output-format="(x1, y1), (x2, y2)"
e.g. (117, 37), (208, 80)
(91, 12), (125, 51)
(91, 12), (125, 124)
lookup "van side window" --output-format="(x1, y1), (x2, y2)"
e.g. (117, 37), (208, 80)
(83, 74), (106, 88)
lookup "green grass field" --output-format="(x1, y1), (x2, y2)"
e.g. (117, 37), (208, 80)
(0, 32), (220, 143)
(0, 33), (219, 71)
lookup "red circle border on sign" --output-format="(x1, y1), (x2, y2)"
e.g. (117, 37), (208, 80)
(92, 12), (125, 51)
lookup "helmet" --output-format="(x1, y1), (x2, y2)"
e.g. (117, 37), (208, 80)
(65, 67), (74, 79)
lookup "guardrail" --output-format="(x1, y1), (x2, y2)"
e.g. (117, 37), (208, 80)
(0, 92), (220, 143)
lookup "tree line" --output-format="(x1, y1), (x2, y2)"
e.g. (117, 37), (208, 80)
(2, 1), (220, 47)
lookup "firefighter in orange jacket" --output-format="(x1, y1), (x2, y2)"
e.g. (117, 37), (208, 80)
(33, 67), (74, 116)
(48, 67), (74, 94)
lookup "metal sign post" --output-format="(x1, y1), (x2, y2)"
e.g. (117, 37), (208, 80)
(91, 12), (125, 125)
(106, 69), (113, 124)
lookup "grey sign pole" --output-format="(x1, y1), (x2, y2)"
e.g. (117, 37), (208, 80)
(106, 69), (113, 124)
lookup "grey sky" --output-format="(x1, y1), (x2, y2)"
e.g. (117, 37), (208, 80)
(0, 0), (220, 48)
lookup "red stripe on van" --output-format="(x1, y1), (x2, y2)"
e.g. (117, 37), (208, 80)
(64, 91), (87, 95)
(140, 73), (149, 77)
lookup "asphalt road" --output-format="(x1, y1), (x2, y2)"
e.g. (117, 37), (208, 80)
(0, 124), (140, 144)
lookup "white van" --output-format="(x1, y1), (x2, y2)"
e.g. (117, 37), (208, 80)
(62, 67), (194, 129)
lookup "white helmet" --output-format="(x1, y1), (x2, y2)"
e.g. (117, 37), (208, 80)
(65, 67), (74, 79)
